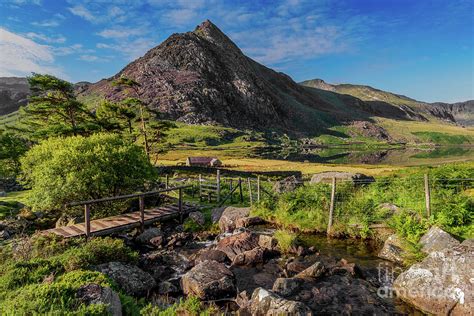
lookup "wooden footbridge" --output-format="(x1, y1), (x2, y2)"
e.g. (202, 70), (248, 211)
(42, 185), (196, 238)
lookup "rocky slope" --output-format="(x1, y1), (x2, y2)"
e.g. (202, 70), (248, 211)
(0, 77), (29, 115)
(300, 79), (474, 125)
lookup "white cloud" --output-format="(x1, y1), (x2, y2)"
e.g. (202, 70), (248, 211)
(97, 28), (142, 39)
(68, 5), (96, 22)
(26, 32), (66, 44)
(52, 44), (95, 56)
(78, 55), (98, 62)
(163, 8), (197, 25)
(11, 0), (41, 5)
(0, 28), (65, 78)
(96, 38), (155, 60)
(31, 20), (60, 27)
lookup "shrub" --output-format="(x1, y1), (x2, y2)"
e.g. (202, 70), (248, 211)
(141, 296), (218, 316)
(274, 230), (298, 253)
(20, 133), (156, 215)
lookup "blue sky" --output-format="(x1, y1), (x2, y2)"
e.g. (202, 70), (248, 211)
(0, 0), (472, 102)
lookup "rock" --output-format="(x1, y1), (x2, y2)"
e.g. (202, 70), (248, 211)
(377, 203), (400, 217)
(258, 234), (278, 250)
(216, 231), (258, 261)
(95, 262), (156, 297)
(272, 278), (304, 296)
(0, 191), (6, 197)
(232, 247), (266, 266)
(285, 261), (309, 276)
(272, 176), (302, 193)
(462, 238), (474, 247)
(419, 226), (460, 254)
(0, 230), (11, 240)
(235, 216), (265, 228)
(393, 242), (473, 315)
(235, 290), (250, 308)
(188, 211), (205, 226)
(218, 207), (250, 232)
(135, 227), (162, 244)
(158, 281), (178, 295)
(76, 284), (122, 316)
(181, 260), (236, 300)
(149, 236), (163, 247)
(310, 172), (374, 185)
(295, 262), (325, 279)
(249, 287), (312, 315)
(378, 234), (406, 264)
(330, 258), (357, 276)
(195, 249), (228, 264)
(211, 207), (225, 223)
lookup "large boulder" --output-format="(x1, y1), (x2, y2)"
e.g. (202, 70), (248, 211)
(235, 216), (265, 228)
(249, 287), (312, 315)
(419, 226), (460, 254)
(295, 261), (325, 279)
(310, 172), (374, 185)
(218, 207), (250, 232)
(135, 227), (162, 244)
(378, 234), (406, 264)
(393, 242), (473, 315)
(76, 284), (122, 316)
(232, 247), (266, 266)
(195, 249), (228, 264)
(215, 231), (258, 261)
(272, 176), (301, 193)
(181, 260), (236, 300)
(95, 262), (156, 297)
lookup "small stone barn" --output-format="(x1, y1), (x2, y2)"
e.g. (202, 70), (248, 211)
(186, 157), (222, 167)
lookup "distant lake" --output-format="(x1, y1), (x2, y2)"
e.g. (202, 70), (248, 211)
(251, 146), (474, 166)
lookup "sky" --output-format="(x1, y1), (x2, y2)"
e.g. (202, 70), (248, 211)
(0, 0), (473, 103)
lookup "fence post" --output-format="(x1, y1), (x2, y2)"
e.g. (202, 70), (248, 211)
(198, 174), (202, 201)
(217, 169), (221, 203)
(239, 177), (243, 202)
(178, 187), (183, 223)
(257, 176), (261, 202)
(424, 174), (431, 218)
(327, 177), (336, 236)
(139, 195), (145, 231)
(84, 204), (91, 239)
(229, 179), (233, 202)
(247, 178), (253, 206)
(165, 174), (169, 189)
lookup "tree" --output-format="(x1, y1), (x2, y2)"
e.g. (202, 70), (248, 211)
(0, 132), (29, 179)
(18, 73), (96, 139)
(112, 76), (150, 158)
(95, 99), (136, 133)
(20, 133), (156, 213)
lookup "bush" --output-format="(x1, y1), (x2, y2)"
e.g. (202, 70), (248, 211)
(20, 133), (156, 215)
(274, 230), (299, 253)
(141, 296), (218, 316)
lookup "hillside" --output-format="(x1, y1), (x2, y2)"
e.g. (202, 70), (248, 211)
(300, 79), (473, 125)
(0, 77), (29, 115)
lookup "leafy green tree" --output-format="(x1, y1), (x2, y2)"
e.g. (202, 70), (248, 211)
(95, 99), (137, 133)
(0, 132), (29, 178)
(112, 76), (151, 157)
(18, 74), (96, 139)
(20, 133), (155, 213)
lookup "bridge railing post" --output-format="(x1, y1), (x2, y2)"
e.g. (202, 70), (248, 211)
(84, 204), (91, 239)
(139, 195), (145, 231)
(178, 187), (183, 223)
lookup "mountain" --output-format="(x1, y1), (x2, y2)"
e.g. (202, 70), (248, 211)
(300, 79), (474, 125)
(0, 77), (29, 115)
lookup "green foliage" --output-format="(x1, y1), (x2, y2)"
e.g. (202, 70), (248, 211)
(273, 230), (298, 253)
(388, 210), (429, 244)
(141, 296), (218, 316)
(20, 133), (155, 214)
(0, 236), (138, 315)
(17, 73), (98, 139)
(0, 132), (29, 178)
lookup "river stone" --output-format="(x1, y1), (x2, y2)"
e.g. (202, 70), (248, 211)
(77, 284), (122, 316)
(95, 262), (156, 297)
(188, 211), (205, 226)
(378, 234), (406, 264)
(295, 261), (325, 279)
(249, 287), (312, 315)
(232, 246), (266, 266)
(216, 231), (259, 260)
(272, 278), (304, 296)
(419, 226), (460, 254)
(181, 260), (236, 300)
(310, 171), (374, 185)
(136, 227), (162, 244)
(195, 249), (228, 264)
(218, 207), (250, 232)
(258, 234), (278, 250)
(393, 242), (473, 315)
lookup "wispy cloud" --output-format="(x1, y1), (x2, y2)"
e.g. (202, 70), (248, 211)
(68, 4), (96, 23)
(26, 32), (66, 44)
(0, 28), (65, 78)
(97, 27), (143, 39)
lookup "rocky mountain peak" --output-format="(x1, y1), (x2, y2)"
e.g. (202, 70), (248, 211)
(192, 19), (242, 54)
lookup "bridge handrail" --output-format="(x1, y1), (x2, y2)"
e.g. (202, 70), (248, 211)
(66, 184), (193, 206)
